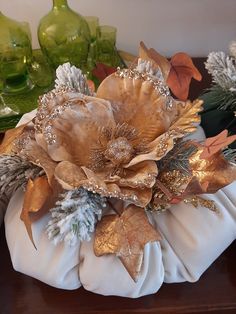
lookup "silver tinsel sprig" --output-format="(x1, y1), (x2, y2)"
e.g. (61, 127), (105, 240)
(205, 52), (236, 91)
(0, 154), (44, 210)
(55, 62), (92, 95)
(46, 188), (107, 246)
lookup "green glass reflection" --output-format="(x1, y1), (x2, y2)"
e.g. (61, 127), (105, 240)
(38, 0), (91, 71)
(0, 12), (34, 94)
(96, 25), (121, 67)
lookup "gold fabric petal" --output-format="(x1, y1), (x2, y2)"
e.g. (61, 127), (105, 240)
(20, 138), (57, 186)
(118, 160), (157, 189)
(36, 95), (115, 167)
(81, 166), (153, 207)
(97, 73), (179, 142)
(54, 161), (87, 190)
(126, 129), (185, 167)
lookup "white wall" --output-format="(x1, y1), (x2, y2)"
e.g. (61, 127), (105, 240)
(1, 0), (236, 57)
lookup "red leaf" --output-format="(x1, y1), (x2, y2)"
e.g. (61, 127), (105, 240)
(167, 52), (202, 100)
(92, 63), (116, 83)
(200, 130), (236, 159)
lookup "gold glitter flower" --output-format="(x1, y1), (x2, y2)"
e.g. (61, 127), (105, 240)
(14, 54), (202, 210)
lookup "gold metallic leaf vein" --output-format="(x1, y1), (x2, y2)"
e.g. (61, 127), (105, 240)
(94, 205), (161, 281)
(170, 99), (203, 133)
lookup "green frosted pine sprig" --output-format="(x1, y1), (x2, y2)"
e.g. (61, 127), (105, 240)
(55, 62), (92, 95)
(0, 154), (44, 211)
(157, 140), (198, 175)
(223, 148), (236, 164)
(47, 188), (107, 246)
(200, 85), (236, 112)
(205, 51), (236, 92)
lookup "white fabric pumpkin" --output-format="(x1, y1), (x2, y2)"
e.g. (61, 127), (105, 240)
(4, 110), (236, 297)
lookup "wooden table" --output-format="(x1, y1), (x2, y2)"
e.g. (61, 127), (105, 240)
(1, 59), (236, 314)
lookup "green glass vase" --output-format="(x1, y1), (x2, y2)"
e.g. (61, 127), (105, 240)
(0, 11), (34, 94)
(38, 0), (91, 71)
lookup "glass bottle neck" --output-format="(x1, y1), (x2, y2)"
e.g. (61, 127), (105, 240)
(53, 0), (69, 9)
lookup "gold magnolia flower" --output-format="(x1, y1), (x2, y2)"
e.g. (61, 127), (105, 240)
(25, 71), (200, 211)
(13, 54), (202, 212)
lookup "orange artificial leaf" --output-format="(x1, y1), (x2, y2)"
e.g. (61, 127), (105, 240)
(167, 52), (202, 101)
(200, 130), (236, 159)
(20, 176), (52, 248)
(139, 41), (171, 81)
(94, 205), (161, 281)
(92, 63), (116, 83)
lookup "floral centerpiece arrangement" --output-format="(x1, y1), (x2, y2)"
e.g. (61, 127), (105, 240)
(1, 43), (236, 297)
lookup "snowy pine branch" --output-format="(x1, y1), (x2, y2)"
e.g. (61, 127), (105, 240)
(47, 188), (107, 246)
(55, 62), (92, 95)
(205, 52), (236, 91)
(0, 154), (44, 211)
(223, 147), (236, 164)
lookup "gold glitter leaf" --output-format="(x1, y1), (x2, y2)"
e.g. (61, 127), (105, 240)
(188, 148), (236, 193)
(20, 176), (52, 248)
(169, 99), (203, 134)
(94, 205), (161, 281)
(184, 196), (219, 213)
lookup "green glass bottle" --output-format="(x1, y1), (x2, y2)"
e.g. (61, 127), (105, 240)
(38, 0), (91, 71)
(0, 11), (34, 94)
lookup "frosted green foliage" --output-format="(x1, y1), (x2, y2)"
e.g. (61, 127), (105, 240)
(223, 148), (236, 164)
(0, 154), (44, 214)
(47, 188), (107, 246)
(205, 52), (236, 92)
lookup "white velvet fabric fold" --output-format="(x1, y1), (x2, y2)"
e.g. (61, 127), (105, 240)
(149, 182), (236, 283)
(79, 236), (164, 297)
(3, 110), (236, 297)
(5, 188), (81, 290)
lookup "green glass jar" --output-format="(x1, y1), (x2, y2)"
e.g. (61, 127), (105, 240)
(0, 11), (34, 94)
(38, 0), (91, 71)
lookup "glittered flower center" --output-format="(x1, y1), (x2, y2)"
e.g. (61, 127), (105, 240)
(104, 137), (134, 165)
